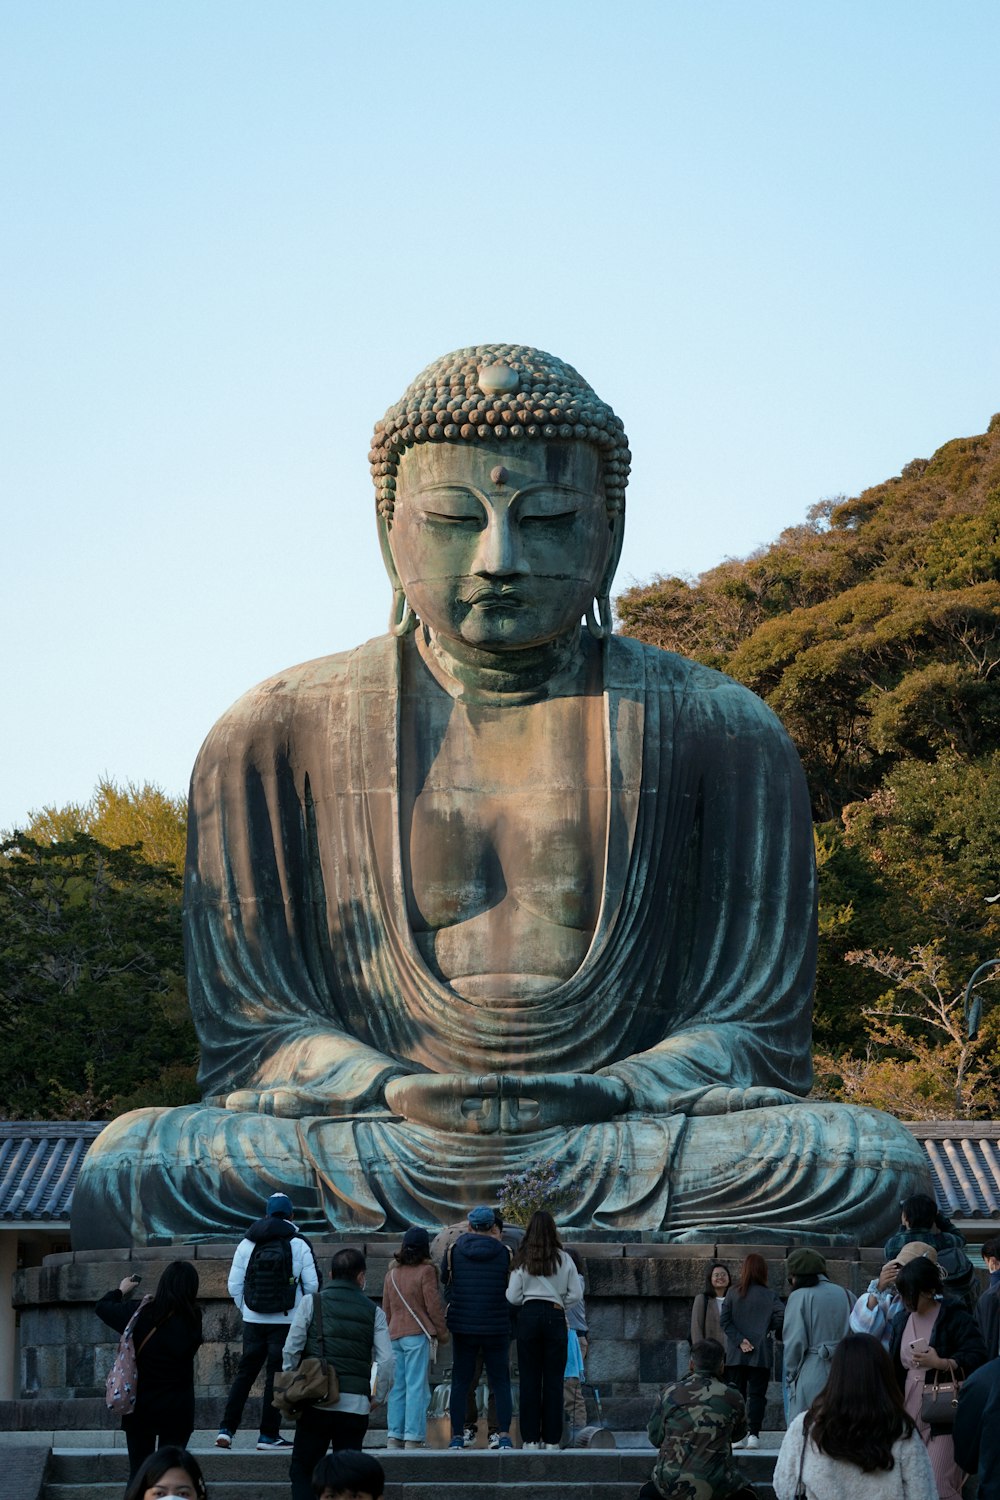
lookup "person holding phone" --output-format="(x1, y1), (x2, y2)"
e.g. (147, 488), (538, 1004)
(889, 1258), (987, 1500)
(96, 1262), (203, 1483)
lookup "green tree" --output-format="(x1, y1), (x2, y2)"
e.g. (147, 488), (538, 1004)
(13, 777), (187, 873)
(0, 831), (196, 1119)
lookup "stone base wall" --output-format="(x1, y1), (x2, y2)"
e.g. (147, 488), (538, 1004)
(10, 1240), (899, 1431)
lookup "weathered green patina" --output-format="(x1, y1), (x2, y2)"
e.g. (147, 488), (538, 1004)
(71, 345), (931, 1248)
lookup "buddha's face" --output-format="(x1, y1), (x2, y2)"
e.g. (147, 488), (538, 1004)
(389, 438), (613, 652)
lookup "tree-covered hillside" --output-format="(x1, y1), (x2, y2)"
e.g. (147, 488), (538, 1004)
(618, 415), (1000, 1117)
(0, 781), (197, 1119)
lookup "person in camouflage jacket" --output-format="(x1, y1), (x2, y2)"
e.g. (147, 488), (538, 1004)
(639, 1339), (758, 1500)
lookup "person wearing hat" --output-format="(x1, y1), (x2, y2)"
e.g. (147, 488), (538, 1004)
(441, 1205), (515, 1449)
(849, 1242), (939, 1352)
(381, 1226), (450, 1448)
(217, 1191), (320, 1451)
(782, 1248), (852, 1423)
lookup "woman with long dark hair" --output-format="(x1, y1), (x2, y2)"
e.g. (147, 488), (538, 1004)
(690, 1262), (730, 1346)
(97, 1261), (204, 1483)
(123, 1446), (208, 1500)
(774, 1333), (936, 1499)
(889, 1256), (987, 1500)
(506, 1210), (584, 1450)
(382, 1225), (449, 1448)
(719, 1253), (783, 1449)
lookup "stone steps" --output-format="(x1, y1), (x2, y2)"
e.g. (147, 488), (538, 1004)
(39, 1441), (779, 1500)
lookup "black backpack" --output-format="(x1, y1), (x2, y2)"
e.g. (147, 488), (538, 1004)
(243, 1236), (299, 1315)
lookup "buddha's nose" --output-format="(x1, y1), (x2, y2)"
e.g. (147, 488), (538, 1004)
(473, 512), (526, 577)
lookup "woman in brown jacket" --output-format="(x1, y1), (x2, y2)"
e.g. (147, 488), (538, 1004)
(382, 1226), (450, 1448)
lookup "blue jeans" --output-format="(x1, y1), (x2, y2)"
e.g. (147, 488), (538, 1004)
(387, 1334), (432, 1441)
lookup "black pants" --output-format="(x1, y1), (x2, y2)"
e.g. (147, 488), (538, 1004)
(122, 1396), (194, 1480)
(726, 1363), (769, 1436)
(516, 1300), (568, 1445)
(221, 1320), (289, 1438)
(289, 1406), (369, 1500)
(450, 1333), (513, 1436)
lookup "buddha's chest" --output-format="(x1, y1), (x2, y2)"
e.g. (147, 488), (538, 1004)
(399, 693), (608, 973)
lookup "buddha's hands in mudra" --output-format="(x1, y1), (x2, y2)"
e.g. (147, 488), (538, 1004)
(384, 1071), (631, 1135)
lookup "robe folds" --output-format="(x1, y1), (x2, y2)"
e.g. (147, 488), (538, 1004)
(70, 633), (931, 1247)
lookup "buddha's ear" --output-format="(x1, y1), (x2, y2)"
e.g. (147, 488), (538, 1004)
(586, 508), (624, 639)
(377, 510), (417, 637)
(599, 508), (625, 602)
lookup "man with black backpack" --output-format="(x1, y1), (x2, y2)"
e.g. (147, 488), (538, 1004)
(217, 1191), (320, 1452)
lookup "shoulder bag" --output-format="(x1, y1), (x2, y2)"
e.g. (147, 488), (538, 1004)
(273, 1294), (339, 1418)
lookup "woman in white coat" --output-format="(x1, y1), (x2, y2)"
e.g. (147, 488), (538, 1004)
(774, 1333), (937, 1500)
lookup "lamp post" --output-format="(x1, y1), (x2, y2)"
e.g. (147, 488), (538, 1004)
(964, 959), (1000, 1039)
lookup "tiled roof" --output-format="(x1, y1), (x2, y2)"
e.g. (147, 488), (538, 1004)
(905, 1122), (1000, 1221)
(0, 1121), (106, 1224)
(1, 1120), (999, 1227)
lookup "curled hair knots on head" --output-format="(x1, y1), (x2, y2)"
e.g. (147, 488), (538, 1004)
(369, 343), (631, 523)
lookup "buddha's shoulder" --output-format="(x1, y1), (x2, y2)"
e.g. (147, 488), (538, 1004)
(201, 635), (395, 738)
(609, 635), (774, 719)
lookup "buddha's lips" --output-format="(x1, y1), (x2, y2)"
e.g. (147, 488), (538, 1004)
(464, 586), (523, 606)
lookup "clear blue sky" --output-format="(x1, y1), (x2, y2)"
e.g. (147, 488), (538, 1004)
(2, 1), (998, 832)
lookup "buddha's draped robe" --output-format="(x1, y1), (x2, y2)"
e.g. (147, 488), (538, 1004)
(71, 634), (930, 1247)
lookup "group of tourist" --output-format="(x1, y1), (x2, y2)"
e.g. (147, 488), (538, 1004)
(95, 1187), (1000, 1500)
(650, 1194), (998, 1500)
(97, 1194), (587, 1497)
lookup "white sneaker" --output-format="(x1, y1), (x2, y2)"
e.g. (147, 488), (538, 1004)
(521, 1440), (542, 1450)
(745, 1434), (760, 1449)
(732, 1436), (748, 1450)
(543, 1442), (561, 1450)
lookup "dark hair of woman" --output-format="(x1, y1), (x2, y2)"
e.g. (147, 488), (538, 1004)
(701, 1262), (731, 1297)
(737, 1253), (769, 1298)
(150, 1260), (202, 1335)
(124, 1445), (208, 1500)
(394, 1243), (429, 1266)
(900, 1193), (953, 1234)
(808, 1334), (915, 1472)
(895, 1256), (943, 1311)
(511, 1210), (562, 1278)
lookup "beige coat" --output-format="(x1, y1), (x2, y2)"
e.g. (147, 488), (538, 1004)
(381, 1260), (450, 1343)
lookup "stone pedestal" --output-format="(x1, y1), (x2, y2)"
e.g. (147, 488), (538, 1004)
(6, 1239), (895, 1432)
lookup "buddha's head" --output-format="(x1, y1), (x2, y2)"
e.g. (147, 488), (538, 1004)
(370, 345), (630, 651)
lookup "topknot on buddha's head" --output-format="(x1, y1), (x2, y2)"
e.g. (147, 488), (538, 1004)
(369, 343), (631, 522)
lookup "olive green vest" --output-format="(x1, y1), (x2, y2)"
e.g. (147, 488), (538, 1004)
(305, 1281), (377, 1396)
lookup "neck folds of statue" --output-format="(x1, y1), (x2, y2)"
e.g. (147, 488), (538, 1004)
(416, 623), (590, 703)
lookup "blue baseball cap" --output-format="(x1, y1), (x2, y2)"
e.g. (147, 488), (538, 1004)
(266, 1193), (294, 1218)
(468, 1205), (496, 1229)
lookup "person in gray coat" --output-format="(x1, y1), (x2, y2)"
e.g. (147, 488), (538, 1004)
(782, 1248), (852, 1423)
(720, 1253), (784, 1447)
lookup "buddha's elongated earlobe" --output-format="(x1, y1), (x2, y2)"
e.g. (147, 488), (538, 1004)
(389, 587), (417, 637)
(585, 593), (613, 640)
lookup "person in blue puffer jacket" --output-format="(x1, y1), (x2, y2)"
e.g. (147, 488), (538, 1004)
(442, 1205), (514, 1449)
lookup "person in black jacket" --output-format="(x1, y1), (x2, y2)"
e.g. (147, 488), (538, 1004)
(974, 1235), (1000, 1359)
(441, 1205), (514, 1450)
(97, 1261), (203, 1484)
(953, 1356), (1000, 1500)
